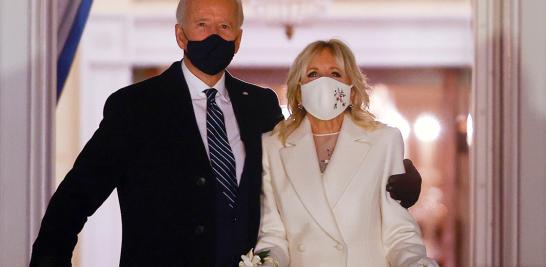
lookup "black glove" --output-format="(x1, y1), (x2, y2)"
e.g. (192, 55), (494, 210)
(386, 159), (422, 208)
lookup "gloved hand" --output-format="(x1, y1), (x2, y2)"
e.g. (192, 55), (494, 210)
(386, 159), (422, 208)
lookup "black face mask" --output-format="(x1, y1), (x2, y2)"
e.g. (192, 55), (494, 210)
(184, 34), (236, 75)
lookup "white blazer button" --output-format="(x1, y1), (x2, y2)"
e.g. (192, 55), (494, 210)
(298, 244), (306, 252)
(335, 244), (344, 251)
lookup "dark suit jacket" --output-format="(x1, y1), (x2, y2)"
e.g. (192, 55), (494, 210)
(30, 61), (284, 266)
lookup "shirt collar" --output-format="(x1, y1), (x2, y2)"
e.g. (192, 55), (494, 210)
(181, 59), (229, 102)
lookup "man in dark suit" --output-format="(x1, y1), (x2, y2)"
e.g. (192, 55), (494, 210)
(30, 0), (422, 266)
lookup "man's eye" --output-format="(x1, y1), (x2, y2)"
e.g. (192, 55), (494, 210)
(307, 71), (318, 78)
(198, 22), (206, 27)
(220, 24), (230, 29)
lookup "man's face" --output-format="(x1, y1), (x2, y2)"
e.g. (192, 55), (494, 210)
(175, 0), (242, 53)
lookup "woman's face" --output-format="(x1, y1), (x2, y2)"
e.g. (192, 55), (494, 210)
(302, 49), (351, 85)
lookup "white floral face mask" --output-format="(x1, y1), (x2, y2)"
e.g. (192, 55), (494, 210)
(300, 77), (352, 120)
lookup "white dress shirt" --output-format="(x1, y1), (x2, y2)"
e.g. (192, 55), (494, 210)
(181, 60), (245, 184)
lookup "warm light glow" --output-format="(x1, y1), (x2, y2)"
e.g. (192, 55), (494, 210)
(466, 113), (473, 146)
(382, 110), (411, 140)
(414, 114), (441, 142)
(368, 84), (411, 140)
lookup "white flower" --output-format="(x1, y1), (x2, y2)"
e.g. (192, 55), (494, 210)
(409, 257), (439, 267)
(262, 257), (280, 267)
(239, 249), (262, 267)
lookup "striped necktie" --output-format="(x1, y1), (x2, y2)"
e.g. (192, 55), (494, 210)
(204, 88), (238, 208)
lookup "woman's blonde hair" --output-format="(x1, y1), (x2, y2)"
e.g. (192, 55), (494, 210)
(275, 39), (380, 144)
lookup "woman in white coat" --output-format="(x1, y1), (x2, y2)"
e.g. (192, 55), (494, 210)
(255, 39), (438, 267)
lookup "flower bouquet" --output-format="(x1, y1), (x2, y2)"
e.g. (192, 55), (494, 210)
(239, 249), (279, 267)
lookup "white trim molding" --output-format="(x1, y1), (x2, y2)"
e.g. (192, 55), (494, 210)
(81, 8), (473, 68)
(29, 0), (57, 250)
(499, 1), (521, 265)
(471, 0), (517, 265)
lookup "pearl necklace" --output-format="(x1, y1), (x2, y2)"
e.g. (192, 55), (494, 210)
(312, 131), (340, 137)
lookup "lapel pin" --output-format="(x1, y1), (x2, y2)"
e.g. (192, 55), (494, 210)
(242, 91), (249, 95)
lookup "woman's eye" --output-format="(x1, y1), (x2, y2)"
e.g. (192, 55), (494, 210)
(332, 72), (341, 77)
(307, 71), (318, 78)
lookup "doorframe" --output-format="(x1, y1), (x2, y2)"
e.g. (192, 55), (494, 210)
(23, 0), (535, 266)
(0, 0), (56, 265)
(471, 0), (520, 265)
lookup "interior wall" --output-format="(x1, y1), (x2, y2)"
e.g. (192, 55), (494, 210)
(56, 50), (83, 266)
(518, 0), (546, 265)
(0, 1), (33, 264)
(0, 0), (55, 266)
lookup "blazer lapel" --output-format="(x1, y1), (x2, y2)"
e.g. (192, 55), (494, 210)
(322, 116), (372, 209)
(280, 118), (344, 243)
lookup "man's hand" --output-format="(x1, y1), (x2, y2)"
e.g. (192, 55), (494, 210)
(386, 159), (422, 208)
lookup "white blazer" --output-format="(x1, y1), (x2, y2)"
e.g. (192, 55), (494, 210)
(256, 116), (436, 267)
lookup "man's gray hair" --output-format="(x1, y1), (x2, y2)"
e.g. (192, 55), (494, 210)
(176, 0), (244, 27)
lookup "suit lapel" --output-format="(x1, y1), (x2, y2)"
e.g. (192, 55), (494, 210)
(224, 72), (254, 186)
(162, 61), (209, 164)
(161, 66), (253, 168)
(224, 72), (251, 141)
(280, 118), (344, 243)
(322, 117), (372, 209)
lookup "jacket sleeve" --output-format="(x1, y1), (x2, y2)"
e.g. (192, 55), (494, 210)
(255, 136), (289, 267)
(381, 129), (438, 267)
(30, 91), (132, 267)
(260, 88), (284, 133)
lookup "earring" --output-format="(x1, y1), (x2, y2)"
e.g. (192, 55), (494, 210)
(348, 104), (353, 109)
(297, 104), (303, 110)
